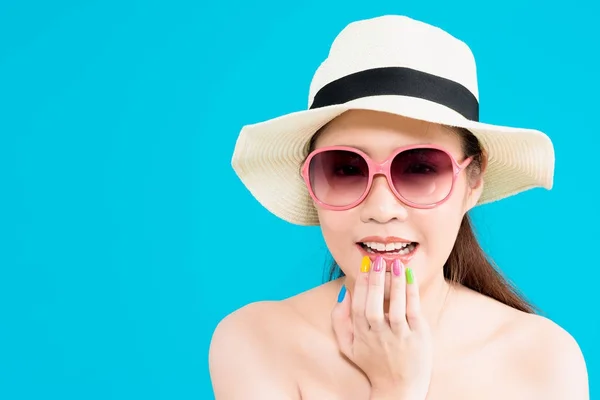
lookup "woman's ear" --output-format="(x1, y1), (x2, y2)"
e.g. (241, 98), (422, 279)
(466, 175), (484, 211)
(464, 153), (487, 211)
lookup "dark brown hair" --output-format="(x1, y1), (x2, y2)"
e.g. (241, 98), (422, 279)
(303, 120), (537, 314)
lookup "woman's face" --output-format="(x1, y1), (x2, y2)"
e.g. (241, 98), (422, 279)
(312, 110), (484, 297)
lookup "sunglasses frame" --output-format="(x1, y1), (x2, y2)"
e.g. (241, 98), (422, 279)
(301, 144), (474, 210)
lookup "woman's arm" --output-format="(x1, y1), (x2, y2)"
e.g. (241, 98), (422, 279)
(525, 316), (589, 400)
(539, 325), (589, 399)
(208, 305), (300, 400)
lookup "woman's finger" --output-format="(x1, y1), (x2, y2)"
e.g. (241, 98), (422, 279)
(331, 285), (354, 359)
(364, 256), (386, 332)
(388, 259), (407, 334)
(405, 267), (425, 332)
(351, 256), (372, 333)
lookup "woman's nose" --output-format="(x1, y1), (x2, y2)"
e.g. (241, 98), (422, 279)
(359, 175), (409, 223)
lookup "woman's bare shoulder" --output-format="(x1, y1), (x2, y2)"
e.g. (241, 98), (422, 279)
(481, 296), (589, 399)
(510, 310), (588, 394)
(208, 282), (339, 399)
(208, 300), (302, 399)
(214, 300), (293, 333)
(211, 279), (339, 340)
(453, 286), (588, 398)
(209, 298), (303, 356)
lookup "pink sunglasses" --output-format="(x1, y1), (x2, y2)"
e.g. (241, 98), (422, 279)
(301, 144), (473, 210)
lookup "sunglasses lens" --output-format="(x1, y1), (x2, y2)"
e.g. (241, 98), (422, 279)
(390, 148), (455, 205)
(308, 150), (369, 207)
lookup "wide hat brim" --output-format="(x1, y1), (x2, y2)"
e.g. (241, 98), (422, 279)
(231, 94), (555, 226)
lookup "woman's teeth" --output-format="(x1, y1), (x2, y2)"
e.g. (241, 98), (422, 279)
(361, 241), (417, 255)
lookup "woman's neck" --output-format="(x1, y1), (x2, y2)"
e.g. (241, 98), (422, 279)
(403, 270), (453, 331)
(376, 271), (454, 331)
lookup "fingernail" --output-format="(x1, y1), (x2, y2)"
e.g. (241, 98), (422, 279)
(392, 259), (403, 276)
(373, 256), (384, 272)
(406, 267), (414, 284)
(337, 285), (346, 302)
(360, 256), (371, 273)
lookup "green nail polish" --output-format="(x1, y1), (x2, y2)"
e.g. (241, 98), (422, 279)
(406, 267), (414, 284)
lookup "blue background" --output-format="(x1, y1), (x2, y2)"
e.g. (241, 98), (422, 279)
(0, 0), (598, 398)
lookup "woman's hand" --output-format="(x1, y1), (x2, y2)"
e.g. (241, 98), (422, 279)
(331, 256), (433, 400)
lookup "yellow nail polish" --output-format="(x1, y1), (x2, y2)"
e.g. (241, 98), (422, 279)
(360, 256), (371, 273)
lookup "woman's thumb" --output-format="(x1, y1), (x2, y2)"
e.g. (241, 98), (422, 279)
(331, 285), (353, 359)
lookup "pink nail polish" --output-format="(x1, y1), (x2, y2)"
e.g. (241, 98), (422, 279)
(374, 256), (384, 272)
(392, 259), (403, 276)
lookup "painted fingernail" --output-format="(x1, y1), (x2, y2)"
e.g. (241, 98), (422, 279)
(406, 267), (414, 284)
(373, 256), (384, 272)
(392, 259), (403, 276)
(360, 256), (371, 273)
(337, 285), (346, 302)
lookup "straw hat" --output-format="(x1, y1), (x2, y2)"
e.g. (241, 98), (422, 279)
(230, 15), (555, 226)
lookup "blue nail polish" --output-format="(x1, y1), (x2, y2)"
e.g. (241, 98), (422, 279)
(337, 285), (346, 302)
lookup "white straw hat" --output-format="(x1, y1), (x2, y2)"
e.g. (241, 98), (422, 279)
(231, 15), (555, 226)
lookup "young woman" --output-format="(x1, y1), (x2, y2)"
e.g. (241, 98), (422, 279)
(209, 15), (589, 400)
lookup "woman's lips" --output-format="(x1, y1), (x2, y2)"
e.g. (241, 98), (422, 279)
(355, 243), (419, 269)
